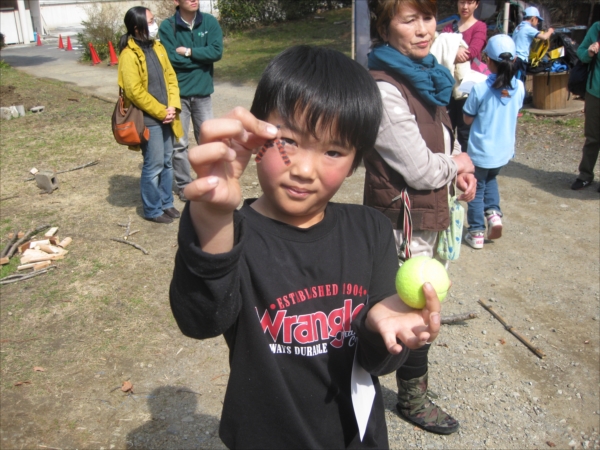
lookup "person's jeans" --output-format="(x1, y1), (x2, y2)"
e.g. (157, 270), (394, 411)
(577, 92), (600, 182)
(173, 95), (214, 192)
(141, 124), (174, 219)
(467, 166), (503, 232)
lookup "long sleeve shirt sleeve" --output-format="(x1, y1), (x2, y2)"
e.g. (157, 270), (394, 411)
(374, 81), (458, 191)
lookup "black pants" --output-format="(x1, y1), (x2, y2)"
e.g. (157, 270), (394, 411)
(578, 92), (600, 182)
(396, 344), (430, 381)
(447, 97), (470, 152)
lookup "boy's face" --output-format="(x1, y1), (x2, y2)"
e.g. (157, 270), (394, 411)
(251, 112), (356, 229)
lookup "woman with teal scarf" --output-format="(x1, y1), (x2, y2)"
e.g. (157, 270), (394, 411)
(363, 0), (476, 436)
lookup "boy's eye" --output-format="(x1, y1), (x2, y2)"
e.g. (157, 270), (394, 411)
(280, 138), (297, 147)
(325, 150), (343, 158)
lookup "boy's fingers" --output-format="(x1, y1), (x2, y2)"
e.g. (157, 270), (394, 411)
(222, 107), (279, 145)
(183, 176), (220, 202)
(422, 282), (442, 341)
(199, 118), (249, 145)
(381, 331), (404, 355)
(188, 141), (236, 168)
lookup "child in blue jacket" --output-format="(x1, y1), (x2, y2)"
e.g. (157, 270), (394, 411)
(463, 34), (525, 249)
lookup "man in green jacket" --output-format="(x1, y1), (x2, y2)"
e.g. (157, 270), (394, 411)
(159, 0), (223, 201)
(570, 21), (600, 192)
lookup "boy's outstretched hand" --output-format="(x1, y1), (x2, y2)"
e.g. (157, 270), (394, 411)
(365, 283), (442, 355)
(183, 108), (278, 254)
(184, 107), (278, 210)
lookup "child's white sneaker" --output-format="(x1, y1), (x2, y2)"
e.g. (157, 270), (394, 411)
(465, 231), (484, 249)
(485, 211), (503, 240)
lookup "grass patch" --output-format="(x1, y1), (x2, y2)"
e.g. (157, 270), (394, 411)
(214, 8), (351, 85)
(520, 111), (584, 129)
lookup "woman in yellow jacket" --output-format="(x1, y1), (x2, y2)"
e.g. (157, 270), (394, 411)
(118, 6), (184, 224)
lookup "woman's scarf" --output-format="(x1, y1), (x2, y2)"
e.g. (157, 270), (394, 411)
(368, 44), (455, 106)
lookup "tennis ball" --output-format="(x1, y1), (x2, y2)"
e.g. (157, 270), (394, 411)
(395, 256), (450, 309)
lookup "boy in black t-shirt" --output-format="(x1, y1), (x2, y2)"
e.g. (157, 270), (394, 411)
(170, 45), (443, 449)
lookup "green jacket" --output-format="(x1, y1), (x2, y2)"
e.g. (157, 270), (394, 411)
(117, 37), (183, 145)
(577, 21), (600, 98)
(158, 10), (223, 97)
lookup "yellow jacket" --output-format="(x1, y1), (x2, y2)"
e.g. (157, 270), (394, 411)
(117, 37), (183, 147)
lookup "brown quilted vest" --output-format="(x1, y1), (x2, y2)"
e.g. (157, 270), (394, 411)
(363, 70), (453, 232)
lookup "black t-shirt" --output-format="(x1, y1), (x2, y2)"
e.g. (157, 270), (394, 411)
(170, 200), (406, 449)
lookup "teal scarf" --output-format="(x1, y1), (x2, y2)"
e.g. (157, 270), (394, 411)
(368, 44), (455, 107)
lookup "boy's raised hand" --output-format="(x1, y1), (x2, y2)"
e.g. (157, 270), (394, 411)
(365, 283), (442, 355)
(183, 108), (278, 254)
(183, 107), (278, 211)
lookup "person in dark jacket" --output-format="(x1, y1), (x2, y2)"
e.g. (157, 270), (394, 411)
(158, 0), (223, 202)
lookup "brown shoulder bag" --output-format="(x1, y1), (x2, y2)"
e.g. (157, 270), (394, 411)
(112, 88), (150, 146)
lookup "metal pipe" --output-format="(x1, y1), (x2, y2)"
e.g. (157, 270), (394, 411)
(503, 1), (510, 34)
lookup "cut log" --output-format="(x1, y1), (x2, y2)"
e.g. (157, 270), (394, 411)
(17, 260), (56, 270)
(18, 241), (32, 254)
(33, 261), (52, 271)
(57, 237), (72, 248)
(20, 248), (65, 264)
(44, 227), (58, 237)
(29, 239), (51, 248)
(0, 256), (9, 265)
(17, 231), (24, 238)
(37, 244), (56, 254)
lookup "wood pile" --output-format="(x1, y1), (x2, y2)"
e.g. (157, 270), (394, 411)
(0, 225), (71, 284)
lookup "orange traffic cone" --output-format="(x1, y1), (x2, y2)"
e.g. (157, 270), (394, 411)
(66, 36), (73, 51)
(108, 41), (118, 66)
(88, 42), (101, 65)
(58, 35), (64, 49)
(36, 33), (42, 46)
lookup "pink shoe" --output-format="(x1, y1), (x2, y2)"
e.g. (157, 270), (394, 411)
(465, 231), (484, 249)
(486, 211), (503, 240)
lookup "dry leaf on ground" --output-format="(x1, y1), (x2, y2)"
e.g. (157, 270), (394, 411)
(121, 381), (133, 393)
(33, 366), (45, 372)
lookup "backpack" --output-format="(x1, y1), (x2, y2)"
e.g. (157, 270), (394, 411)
(529, 38), (550, 68)
(568, 57), (597, 97)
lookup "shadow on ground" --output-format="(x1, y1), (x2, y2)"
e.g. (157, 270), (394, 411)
(501, 161), (599, 200)
(126, 386), (222, 449)
(0, 55), (57, 67)
(107, 174), (140, 209)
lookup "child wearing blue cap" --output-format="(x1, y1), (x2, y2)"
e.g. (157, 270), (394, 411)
(512, 6), (554, 83)
(462, 34), (525, 249)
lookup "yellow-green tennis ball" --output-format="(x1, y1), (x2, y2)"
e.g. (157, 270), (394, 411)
(395, 256), (450, 309)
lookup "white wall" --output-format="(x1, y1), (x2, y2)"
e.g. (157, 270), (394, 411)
(39, 0), (219, 30)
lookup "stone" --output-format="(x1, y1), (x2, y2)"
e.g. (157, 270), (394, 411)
(30, 106), (45, 113)
(35, 171), (59, 194)
(0, 107), (12, 121)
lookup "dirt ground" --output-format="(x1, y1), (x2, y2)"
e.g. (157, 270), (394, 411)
(0, 73), (599, 450)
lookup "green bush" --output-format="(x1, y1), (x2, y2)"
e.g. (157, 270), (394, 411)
(217, 0), (282, 31)
(76, 2), (125, 62)
(216, 0), (351, 31)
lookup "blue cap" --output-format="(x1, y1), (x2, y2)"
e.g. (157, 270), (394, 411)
(485, 34), (516, 62)
(524, 6), (543, 21)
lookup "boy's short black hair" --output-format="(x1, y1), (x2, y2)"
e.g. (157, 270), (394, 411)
(250, 45), (383, 172)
